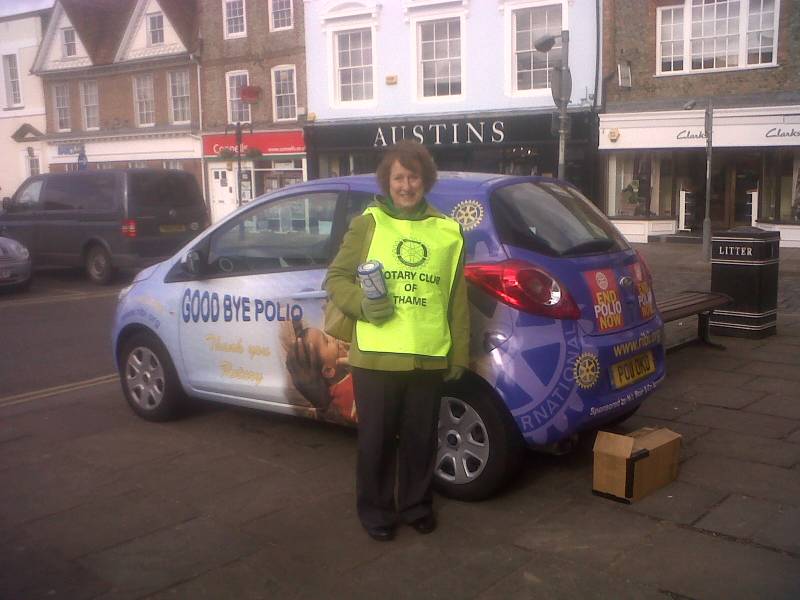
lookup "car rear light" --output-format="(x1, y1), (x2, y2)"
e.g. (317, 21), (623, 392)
(121, 219), (137, 238)
(465, 260), (580, 320)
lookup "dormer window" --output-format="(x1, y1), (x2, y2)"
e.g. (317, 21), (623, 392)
(62, 28), (77, 57)
(148, 13), (164, 45)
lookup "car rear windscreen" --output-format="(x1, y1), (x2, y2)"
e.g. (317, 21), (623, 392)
(490, 181), (629, 257)
(128, 172), (204, 211)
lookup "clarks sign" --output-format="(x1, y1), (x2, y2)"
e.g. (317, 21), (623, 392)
(373, 120), (506, 147)
(765, 127), (800, 139)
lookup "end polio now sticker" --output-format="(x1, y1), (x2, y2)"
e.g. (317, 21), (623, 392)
(631, 262), (655, 319)
(583, 269), (625, 332)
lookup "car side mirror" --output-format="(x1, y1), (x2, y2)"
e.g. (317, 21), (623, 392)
(183, 249), (206, 276)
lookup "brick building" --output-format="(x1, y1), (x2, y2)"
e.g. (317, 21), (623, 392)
(32, 0), (202, 185)
(198, 0), (306, 222)
(598, 0), (800, 246)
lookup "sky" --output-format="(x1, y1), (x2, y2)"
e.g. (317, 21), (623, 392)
(0, 0), (54, 18)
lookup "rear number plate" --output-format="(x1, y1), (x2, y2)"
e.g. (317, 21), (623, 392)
(159, 224), (186, 233)
(610, 351), (655, 390)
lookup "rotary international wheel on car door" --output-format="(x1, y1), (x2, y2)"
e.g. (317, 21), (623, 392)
(119, 332), (185, 421)
(434, 382), (524, 501)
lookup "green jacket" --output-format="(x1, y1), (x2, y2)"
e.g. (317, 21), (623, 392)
(324, 197), (470, 372)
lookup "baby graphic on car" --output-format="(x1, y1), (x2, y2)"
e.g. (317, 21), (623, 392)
(280, 319), (356, 424)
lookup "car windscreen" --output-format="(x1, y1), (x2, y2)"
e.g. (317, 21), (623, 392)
(128, 172), (204, 211)
(490, 181), (629, 257)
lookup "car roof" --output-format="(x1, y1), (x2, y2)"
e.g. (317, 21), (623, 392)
(295, 171), (567, 196)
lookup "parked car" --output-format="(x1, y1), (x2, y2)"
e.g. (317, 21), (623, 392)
(0, 169), (208, 284)
(112, 173), (666, 500)
(0, 235), (32, 291)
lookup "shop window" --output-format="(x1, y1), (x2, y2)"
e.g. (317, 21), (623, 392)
(656, 0), (778, 75)
(512, 4), (562, 92)
(417, 17), (462, 98)
(269, 0), (293, 31)
(224, 0), (246, 39)
(608, 153), (656, 217)
(335, 29), (373, 103)
(760, 149), (799, 223)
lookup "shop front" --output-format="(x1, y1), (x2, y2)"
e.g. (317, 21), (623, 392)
(202, 129), (305, 223)
(304, 110), (597, 197)
(599, 106), (800, 246)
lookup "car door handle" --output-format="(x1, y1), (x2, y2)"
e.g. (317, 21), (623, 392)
(291, 290), (328, 299)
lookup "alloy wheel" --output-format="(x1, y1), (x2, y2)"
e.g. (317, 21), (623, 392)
(436, 395), (490, 484)
(125, 346), (166, 410)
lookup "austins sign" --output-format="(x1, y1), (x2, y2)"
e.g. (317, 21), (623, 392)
(373, 120), (506, 147)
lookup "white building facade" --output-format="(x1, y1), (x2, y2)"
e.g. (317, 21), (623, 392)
(302, 0), (601, 194)
(0, 8), (50, 199)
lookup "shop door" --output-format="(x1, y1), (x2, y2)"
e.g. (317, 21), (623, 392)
(732, 155), (760, 227)
(209, 168), (237, 223)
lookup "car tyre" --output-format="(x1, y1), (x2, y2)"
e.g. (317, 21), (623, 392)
(434, 382), (525, 501)
(119, 332), (185, 422)
(86, 245), (114, 285)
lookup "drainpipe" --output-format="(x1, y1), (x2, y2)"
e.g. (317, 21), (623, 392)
(192, 48), (208, 215)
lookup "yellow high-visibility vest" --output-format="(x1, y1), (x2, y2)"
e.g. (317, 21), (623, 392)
(356, 206), (463, 357)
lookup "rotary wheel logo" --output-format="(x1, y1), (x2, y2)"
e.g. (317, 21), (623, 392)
(451, 200), (484, 231)
(572, 352), (600, 389)
(395, 238), (429, 267)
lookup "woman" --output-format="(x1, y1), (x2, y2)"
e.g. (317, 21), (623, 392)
(324, 140), (469, 542)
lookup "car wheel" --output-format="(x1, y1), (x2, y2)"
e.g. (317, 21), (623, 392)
(119, 332), (185, 422)
(434, 384), (524, 501)
(86, 245), (114, 285)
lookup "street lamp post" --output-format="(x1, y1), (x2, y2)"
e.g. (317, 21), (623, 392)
(535, 30), (571, 181)
(225, 121), (253, 207)
(684, 98), (714, 261)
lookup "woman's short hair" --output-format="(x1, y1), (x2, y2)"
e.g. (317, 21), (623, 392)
(376, 140), (438, 196)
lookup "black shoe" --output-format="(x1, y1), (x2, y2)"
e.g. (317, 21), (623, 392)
(366, 525), (395, 542)
(410, 514), (437, 534)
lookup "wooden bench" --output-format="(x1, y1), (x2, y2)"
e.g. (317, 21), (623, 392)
(656, 290), (732, 349)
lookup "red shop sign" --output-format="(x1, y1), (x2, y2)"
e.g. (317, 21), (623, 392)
(203, 130), (305, 156)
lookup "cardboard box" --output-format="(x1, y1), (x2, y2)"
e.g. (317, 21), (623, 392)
(592, 427), (682, 503)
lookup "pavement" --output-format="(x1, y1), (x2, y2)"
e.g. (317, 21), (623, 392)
(2, 242), (800, 599)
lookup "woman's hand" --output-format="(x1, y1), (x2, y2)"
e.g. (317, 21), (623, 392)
(361, 296), (394, 324)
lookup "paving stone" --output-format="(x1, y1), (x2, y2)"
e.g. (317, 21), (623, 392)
(678, 405), (797, 439)
(691, 429), (800, 468)
(665, 367), (756, 389)
(629, 480), (727, 525)
(679, 454), (800, 507)
(636, 395), (697, 421)
(742, 375), (800, 396)
(609, 524), (800, 599)
(0, 531), (110, 600)
(79, 516), (262, 600)
(695, 494), (780, 538)
(512, 499), (662, 569)
(750, 344), (800, 366)
(22, 489), (200, 560)
(476, 554), (669, 600)
(753, 505), (800, 555)
(745, 394), (800, 421)
(787, 428), (800, 444)
(739, 360), (800, 382)
(680, 383), (766, 409)
(62, 423), (196, 470)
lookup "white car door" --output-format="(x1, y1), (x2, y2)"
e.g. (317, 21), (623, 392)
(177, 186), (347, 416)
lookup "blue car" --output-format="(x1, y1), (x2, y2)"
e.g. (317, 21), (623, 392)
(112, 173), (665, 500)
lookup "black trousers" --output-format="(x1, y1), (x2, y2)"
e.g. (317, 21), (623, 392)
(351, 367), (443, 529)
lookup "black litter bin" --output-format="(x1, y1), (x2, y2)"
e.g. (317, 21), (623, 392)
(710, 226), (780, 338)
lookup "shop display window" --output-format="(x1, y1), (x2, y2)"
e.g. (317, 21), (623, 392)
(760, 149), (800, 223)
